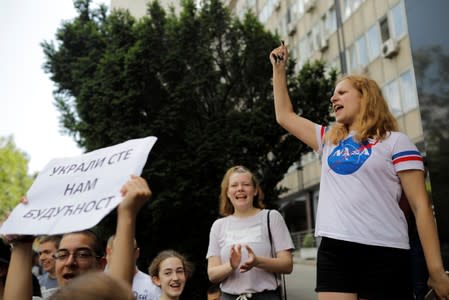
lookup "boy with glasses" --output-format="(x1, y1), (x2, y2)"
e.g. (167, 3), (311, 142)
(3, 175), (151, 300)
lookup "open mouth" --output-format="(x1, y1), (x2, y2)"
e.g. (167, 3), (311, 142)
(333, 104), (343, 113)
(235, 195), (248, 201)
(170, 282), (181, 288)
(62, 273), (76, 280)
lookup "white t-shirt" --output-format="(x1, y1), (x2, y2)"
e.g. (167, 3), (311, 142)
(132, 269), (161, 300)
(38, 272), (59, 299)
(206, 209), (294, 295)
(315, 126), (424, 249)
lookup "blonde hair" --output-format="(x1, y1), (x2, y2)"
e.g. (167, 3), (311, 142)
(327, 75), (398, 144)
(219, 165), (265, 217)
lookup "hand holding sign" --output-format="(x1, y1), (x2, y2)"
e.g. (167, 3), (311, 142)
(0, 136), (157, 235)
(118, 175), (152, 217)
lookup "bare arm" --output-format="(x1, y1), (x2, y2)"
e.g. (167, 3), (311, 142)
(207, 256), (235, 284)
(207, 244), (242, 283)
(4, 240), (33, 300)
(108, 175), (151, 286)
(270, 43), (319, 151)
(240, 247), (293, 274)
(208, 246), (293, 284)
(399, 170), (449, 298)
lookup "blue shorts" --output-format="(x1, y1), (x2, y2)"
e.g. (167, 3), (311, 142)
(315, 237), (414, 299)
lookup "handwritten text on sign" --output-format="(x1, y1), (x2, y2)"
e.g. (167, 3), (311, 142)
(0, 136), (157, 235)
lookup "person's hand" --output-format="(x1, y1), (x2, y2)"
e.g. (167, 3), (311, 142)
(428, 270), (449, 299)
(0, 196), (34, 245)
(118, 175), (152, 216)
(1, 234), (34, 245)
(269, 40), (288, 67)
(239, 245), (258, 273)
(229, 244), (242, 271)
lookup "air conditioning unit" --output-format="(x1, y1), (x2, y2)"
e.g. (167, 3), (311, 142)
(381, 38), (399, 58)
(288, 23), (297, 36)
(318, 37), (329, 52)
(305, 0), (316, 13)
(274, 0), (281, 11)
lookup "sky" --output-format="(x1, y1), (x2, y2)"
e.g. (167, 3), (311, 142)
(0, 1), (105, 174)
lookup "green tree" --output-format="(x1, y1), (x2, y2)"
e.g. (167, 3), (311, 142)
(42, 0), (336, 296)
(0, 136), (34, 220)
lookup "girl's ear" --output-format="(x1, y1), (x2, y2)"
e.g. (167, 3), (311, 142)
(151, 275), (161, 287)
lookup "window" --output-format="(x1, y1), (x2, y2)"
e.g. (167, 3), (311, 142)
(355, 35), (368, 66)
(379, 16), (390, 42)
(287, 6), (293, 24)
(391, 2), (407, 38)
(312, 25), (321, 51)
(298, 37), (311, 68)
(258, 0), (279, 23)
(307, 31), (314, 53)
(346, 35), (368, 72)
(292, 0), (304, 17)
(400, 70), (418, 112)
(342, 0), (352, 20)
(289, 40), (298, 61)
(341, 0), (365, 21)
(322, 5), (337, 36)
(346, 44), (357, 72)
(382, 70), (419, 117)
(278, 15), (287, 37)
(383, 80), (401, 116)
(366, 24), (380, 61)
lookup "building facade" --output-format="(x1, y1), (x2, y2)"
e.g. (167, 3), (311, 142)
(224, 0), (424, 238)
(110, 0), (183, 18)
(111, 0), (448, 262)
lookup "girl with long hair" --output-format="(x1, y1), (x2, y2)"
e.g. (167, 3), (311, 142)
(269, 42), (449, 299)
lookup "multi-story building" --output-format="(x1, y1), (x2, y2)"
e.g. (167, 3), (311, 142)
(224, 0), (424, 238)
(225, 1), (449, 263)
(111, 0), (449, 262)
(110, 0), (183, 18)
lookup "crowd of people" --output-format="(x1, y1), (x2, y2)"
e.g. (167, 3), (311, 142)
(0, 175), (197, 300)
(1, 42), (449, 300)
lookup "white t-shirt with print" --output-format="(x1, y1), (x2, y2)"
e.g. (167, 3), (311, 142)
(132, 269), (161, 300)
(315, 125), (424, 249)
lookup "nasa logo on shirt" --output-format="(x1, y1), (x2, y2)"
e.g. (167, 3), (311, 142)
(328, 136), (377, 175)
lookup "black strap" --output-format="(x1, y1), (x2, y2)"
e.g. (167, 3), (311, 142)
(267, 210), (287, 300)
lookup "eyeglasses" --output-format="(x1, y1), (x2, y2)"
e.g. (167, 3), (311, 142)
(53, 248), (100, 262)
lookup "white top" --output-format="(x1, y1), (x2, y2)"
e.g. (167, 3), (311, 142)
(315, 125), (424, 249)
(206, 209), (294, 295)
(32, 270), (161, 300)
(38, 272), (59, 299)
(132, 269), (161, 300)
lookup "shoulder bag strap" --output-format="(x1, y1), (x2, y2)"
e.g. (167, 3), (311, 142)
(267, 209), (287, 300)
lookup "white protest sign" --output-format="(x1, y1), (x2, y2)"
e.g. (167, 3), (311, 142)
(0, 136), (157, 235)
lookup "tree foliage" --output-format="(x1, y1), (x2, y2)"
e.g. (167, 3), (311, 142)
(42, 0), (336, 296)
(0, 136), (34, 221)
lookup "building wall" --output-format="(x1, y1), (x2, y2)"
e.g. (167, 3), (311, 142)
(111, 0), (434, 239)
(225, 0), (425, 233)
(404, 0), (449, 267)
(110, 0), (182, 18)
